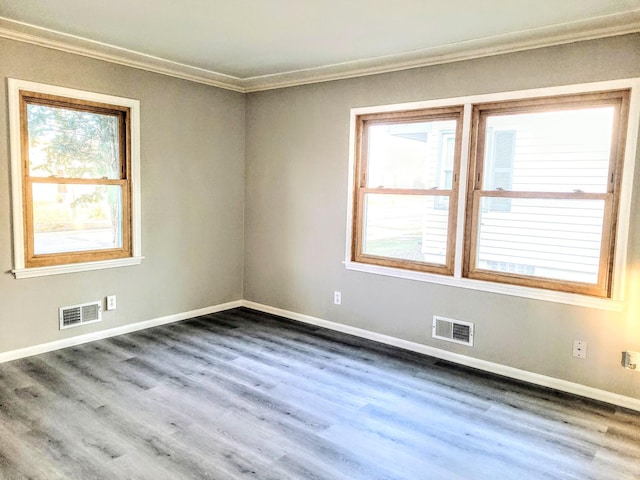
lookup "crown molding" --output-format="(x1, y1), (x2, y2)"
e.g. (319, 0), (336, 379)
(0, 17), (246, 92)
(243, 10), (640, 92)
(1, 10), (639, 94)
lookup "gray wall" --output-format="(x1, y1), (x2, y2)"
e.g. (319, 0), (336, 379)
(2, 32), (640, 400)
(244, 34), (640, 399)
(0, 38), (246, 352)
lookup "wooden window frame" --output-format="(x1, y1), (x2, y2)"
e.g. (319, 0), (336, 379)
(352, 106), (464, 275)
(19, 91), (133, 268)
(464, 90), (630, 298)
(8, 78), (142, 279)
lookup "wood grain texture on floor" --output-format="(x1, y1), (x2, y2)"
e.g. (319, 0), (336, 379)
(0, 307), (638, 479)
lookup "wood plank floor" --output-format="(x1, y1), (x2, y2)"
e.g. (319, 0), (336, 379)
(0, 307), (638, 479)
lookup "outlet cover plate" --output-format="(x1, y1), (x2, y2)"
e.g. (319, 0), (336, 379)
(106, 295), (117, 311)
(573, 340), (587, 359)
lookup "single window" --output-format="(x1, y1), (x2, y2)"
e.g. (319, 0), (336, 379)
(465, 91), (629, 297)
(352, 107), (463, 275)
(8, 79), (142, 277)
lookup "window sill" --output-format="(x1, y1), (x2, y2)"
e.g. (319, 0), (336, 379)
(344, 260), (623, 312)
(12, 256), (144, 279)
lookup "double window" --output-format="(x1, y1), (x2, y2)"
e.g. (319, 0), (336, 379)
(349, 83), (636, 301)
(8, 79), (142, 278)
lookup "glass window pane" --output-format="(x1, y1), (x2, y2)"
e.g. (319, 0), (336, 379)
(475, 197), (604, 284)
(482, 107), (614, 193)
(362, 194), (449, 265)
(27, 103), (121, 179)
(367, 119), (457, 189)
(32, 183), (123, 254)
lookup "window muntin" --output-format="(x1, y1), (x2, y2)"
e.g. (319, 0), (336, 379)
(19, 91), (132, 268)
(466, 91), (629, 297)
(353, 107), (463, 275)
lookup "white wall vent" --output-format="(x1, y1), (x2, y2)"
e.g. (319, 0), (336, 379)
(432, 316), (474, 346)
(59, 301), (102, 330)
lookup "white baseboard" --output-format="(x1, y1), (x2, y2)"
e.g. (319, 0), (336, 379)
(2, 298), (638, 412)
(0, 300), (243, 364)
(242, 300), (640, 412)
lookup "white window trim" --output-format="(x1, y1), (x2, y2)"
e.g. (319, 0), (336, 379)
(345, 78), (640, 312)
(7, 78), (143, 279)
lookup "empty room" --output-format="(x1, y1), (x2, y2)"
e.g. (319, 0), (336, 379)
(0, 1), (640, 478)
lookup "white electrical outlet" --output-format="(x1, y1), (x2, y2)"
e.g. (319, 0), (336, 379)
(573, 340), (587, 359)
(622, 351), (639, 370)
(106, 295), (117, 311)
(334, 291), (341, 305)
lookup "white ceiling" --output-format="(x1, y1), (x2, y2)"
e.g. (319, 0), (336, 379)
(0, 0), (639, 91)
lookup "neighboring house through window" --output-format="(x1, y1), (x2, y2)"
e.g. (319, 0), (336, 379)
(434, 131), (455, 210)
(485, 129), (515, 212)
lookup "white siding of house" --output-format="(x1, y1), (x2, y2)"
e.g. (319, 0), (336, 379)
(475, 107), (613, 284)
